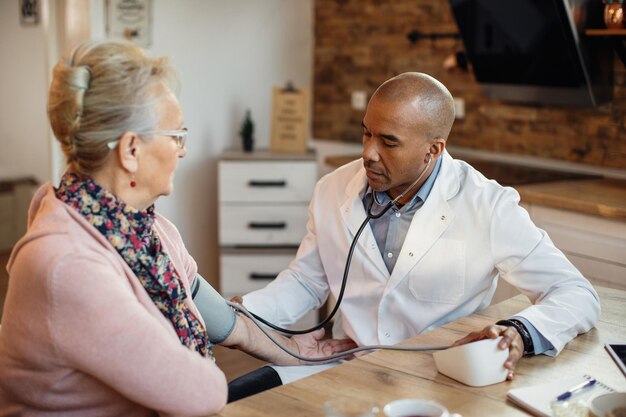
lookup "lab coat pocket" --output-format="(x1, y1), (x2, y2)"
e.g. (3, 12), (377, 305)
(408, 239), (466, 304)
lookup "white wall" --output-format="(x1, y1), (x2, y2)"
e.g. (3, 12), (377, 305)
(0, 0), (51, 182)
(1, 0), (316, 287)
(92, 0), (314, 286)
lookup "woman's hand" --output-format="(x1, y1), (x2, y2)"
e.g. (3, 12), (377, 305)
(229, 295), (243, 305)
(222, 313), (357, 367)
(290, 328), (357, 365)
(451, 323), (524, 380)
(227, 295), (357, 364)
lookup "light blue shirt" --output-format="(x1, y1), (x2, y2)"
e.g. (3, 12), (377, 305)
(362, 156), (442, 273)
(361, 156), (551, 355)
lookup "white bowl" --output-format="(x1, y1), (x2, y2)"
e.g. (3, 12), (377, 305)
(432, 337), (508, 387)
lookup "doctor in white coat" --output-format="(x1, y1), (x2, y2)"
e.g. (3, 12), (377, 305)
(237, 72), (600, 390)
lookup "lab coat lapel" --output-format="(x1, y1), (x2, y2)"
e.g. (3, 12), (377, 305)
(387, 152), (460, 292)
(339, 165), (390, 278)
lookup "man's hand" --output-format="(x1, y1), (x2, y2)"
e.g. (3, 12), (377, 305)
(451, 324), (524, 380)
(291, 328), (357, 365)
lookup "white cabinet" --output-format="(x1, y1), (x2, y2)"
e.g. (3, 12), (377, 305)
(220, 250), (296, 295)
(218, 150), (318, 329)
(525, 204), (626, 291)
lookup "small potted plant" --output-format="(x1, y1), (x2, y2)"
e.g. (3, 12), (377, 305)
(240, 109), (254, 152)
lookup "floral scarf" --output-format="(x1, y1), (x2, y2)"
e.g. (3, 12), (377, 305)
(56, 173), (211, 358)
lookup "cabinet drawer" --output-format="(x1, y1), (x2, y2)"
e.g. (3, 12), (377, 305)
(220, 253), (295, 294)
(219, 161), (316, 203)
(219, 205), (308, 246)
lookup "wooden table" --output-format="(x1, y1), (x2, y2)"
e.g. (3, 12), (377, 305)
(213, 287), (626, 416)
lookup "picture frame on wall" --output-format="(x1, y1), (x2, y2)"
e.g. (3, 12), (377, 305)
(105, 0), (152, 47)
(20, 0), (40, 25)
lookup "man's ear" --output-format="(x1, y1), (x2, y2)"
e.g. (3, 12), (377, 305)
(116, 131), (140, 173)
(428, 138), (446, 159)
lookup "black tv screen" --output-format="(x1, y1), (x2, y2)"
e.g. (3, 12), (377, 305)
(449, 0), (613, 106)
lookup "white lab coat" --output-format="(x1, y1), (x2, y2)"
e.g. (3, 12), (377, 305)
(243, 151), (600, 383)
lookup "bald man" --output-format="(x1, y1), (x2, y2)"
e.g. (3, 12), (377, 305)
(232, 72), (599, 397)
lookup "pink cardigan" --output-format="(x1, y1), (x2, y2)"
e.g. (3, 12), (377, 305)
(0, 185), (227, 417)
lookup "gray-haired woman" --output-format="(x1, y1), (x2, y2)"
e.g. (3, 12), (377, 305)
(0, 40), (353, 416)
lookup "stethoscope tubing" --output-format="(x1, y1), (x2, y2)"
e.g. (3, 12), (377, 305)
(246, 212), (374, 334)
(227, 300), (449, 363)
(243, 154), (433, 335)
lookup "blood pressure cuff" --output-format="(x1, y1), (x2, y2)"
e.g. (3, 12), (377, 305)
(190, 274), (236, 344)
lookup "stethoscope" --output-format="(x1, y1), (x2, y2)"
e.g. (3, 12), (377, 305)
(245, 153), (434, 335)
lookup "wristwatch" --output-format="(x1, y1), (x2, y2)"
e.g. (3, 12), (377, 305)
(496, 319), (534, 356)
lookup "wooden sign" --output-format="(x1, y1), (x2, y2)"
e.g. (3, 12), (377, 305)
(106, 0), (152, 47)
(270, 85), (309, 154)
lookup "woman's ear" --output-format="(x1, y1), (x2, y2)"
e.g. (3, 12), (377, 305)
(116, 131), (140, 173)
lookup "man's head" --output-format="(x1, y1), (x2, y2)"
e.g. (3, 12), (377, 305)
(362, 72), (455, 203)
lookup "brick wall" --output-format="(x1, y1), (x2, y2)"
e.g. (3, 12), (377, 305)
(313, 0), (626, 170)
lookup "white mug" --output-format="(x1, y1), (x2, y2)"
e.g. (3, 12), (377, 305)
(383, 399), (462, 417)
(587, 392), (626, 417)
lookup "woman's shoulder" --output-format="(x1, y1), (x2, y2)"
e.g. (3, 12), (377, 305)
(9, 226), (124, 292)
(9, 186), (125, 279)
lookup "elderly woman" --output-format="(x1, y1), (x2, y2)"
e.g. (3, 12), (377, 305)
(0, 41), (352, 416)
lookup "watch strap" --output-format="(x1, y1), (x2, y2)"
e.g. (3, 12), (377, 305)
(496, 319), (534, 356)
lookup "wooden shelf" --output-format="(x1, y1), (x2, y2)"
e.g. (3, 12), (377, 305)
(585, 28), (626, 66)
(585, 28), (626, 36)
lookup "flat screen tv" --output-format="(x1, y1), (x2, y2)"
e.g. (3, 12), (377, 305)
(449, 0), (613, 107)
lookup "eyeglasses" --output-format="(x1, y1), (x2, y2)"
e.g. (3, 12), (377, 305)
(107, 128), (188, 150)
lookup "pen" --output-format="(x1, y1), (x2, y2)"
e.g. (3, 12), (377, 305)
(556, 378), (597, 401)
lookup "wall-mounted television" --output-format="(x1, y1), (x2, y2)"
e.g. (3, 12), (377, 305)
(449, 0), (614, 107)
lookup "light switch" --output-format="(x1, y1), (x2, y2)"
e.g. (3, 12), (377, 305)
(351, 91), (367, 111)
(454, 97), (465, 119)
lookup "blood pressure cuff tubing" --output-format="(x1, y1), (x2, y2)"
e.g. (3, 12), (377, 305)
(190, 274), (236, 344)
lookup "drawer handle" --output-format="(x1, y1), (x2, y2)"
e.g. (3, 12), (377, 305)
(248, 222), (287, 229)
(248, 180), (287, 187)
(249, 273), (278, 280)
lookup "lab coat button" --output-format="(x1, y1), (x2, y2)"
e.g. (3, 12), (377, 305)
(385, 332), (390, 338)
(409, 252), (414, 257)
(387, 252), (393, 258)
(441, 215), (446, 221)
